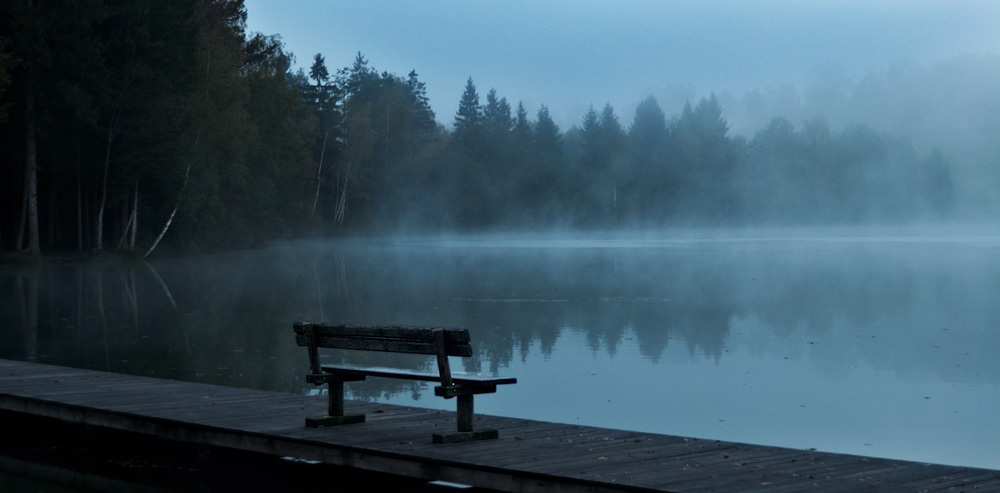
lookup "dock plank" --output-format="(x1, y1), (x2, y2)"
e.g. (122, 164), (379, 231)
(912, 472), (1000, 492)
(579, 446), (812, 485)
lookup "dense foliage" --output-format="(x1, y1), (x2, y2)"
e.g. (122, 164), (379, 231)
(0, 0), (956, 256)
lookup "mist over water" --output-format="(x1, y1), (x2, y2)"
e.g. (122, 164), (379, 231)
(2, 225), (1000, 469)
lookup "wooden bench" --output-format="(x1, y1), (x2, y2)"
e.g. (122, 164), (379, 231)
(293, 322), (517, 443)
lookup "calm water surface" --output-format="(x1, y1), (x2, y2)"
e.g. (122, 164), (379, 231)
(2, 227), (999, 470)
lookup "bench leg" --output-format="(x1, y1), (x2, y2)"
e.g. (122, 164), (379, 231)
(306, 379), (365, 428)
(457, 394), (474, 432)
(330, 379), (345, 416)
(432, 394), (499, 443)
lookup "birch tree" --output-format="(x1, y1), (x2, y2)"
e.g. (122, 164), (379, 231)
(23, 55), (40, 256)
(334, 99), (374, 225)
(308, 53), (339, 218)
(18, 0), (41, 256)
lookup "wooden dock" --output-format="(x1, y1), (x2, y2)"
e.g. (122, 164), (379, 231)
(0, 359), (997, 492)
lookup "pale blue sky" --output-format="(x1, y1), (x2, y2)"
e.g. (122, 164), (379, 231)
(244, 1), (1000, 130)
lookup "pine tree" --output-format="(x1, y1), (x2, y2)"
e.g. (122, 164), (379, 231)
(599, 103), (624, 144)
(308, 53), (334, 110)
(630, 96), (667, 153)
(453, 77), (482, 149)
(671, 93), (737, 221)
(309, 53), (329, 86)
(483, 88), (512, 135)
(623, 96), (668, 221)
(512, 101), (532, 149)
(579, 103), (624, 223)
(692, 93), (729, 139)
(522, 105), (563, 222)
(343, 51), (376, 98)
(580, 105), (600, 166)
(599, 103), (625, 221)
(406, 69), (436, 136)
(534, 105), (562, 157)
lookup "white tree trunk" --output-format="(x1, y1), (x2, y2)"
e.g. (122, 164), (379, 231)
(334, 160), (352, 225)
(311, 129), (330, 217)
(16, 180), (27, 251)
(144, 161), (191, 259)
(128, 178), (138, 250)
(115, 210), (133, 250)
(97, 87), (127, 252)
(23, 61), (40, 256)
(145, 126), (198, 259)
(116, 179), (138, 251)
(77, 158), (83, 251)
(96, 123), (112, 252)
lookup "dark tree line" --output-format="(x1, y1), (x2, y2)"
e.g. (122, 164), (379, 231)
(1, 0), (310, 256)
(0, 0), (444, 256)
(0, 0), (956, 257)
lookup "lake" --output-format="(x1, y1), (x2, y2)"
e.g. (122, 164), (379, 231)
(2, 226), (999, 470)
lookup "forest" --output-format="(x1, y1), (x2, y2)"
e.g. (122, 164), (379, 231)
(0, 0), (956, 257)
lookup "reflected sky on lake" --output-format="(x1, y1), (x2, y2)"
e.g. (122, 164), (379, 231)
(2, 228), (1000, 469)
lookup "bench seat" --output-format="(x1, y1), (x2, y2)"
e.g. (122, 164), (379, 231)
(320, 364), (517, 386)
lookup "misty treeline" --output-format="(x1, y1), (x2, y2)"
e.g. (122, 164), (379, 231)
(446, 90), (954, 228)
(0, 0), (957, 256)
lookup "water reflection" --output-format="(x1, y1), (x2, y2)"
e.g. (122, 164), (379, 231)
(1, 233), (999, 468)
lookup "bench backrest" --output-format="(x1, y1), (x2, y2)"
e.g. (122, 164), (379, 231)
(293, 322), (472, 356)
(293, 322), (471, 386)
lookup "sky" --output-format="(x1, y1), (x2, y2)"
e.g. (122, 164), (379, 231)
(243, 1), (1000, 133)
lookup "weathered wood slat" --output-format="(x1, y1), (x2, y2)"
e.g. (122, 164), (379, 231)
(293, 322), (472, 356)
(665, 456), (889, 492)
(637, 450), (841, 490)
(562, 442), (802, 481)
(474, 424), (635, 453)
(305, 336), (473, 356)
(467, 424), (619, 453)
(607, 447), (793, 484)
(294, 322), (472, 343)
(523, 436), (716, 471)
(720, 453), (866, 480)
(650, 456), (868, 491)
(913, 473), (1000, 492)
(503, 431), (673, 472)
(774, 463), (893, 488)
(683, 454), (830, 488)
(451, 425), (591, 464)
(842, 463), (969, 488)
(660, 447), (812, 472)
(322, 364), (517, 385)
